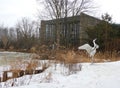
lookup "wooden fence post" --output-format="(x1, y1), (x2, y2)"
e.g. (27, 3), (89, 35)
(3, 71), (8, 82)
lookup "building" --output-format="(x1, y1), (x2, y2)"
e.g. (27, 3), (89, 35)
(40, 13), (100, 48)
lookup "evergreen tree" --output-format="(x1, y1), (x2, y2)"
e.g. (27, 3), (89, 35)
(85, 13), (118, 51)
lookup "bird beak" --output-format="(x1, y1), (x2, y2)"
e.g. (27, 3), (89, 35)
(94, 38), (97, 41)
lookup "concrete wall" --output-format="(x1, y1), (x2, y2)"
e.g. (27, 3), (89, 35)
(40, 13), (100, 47)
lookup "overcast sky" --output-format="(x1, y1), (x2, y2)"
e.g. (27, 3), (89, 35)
(95, 0), (120, 23)
(0, 0), (120, 27)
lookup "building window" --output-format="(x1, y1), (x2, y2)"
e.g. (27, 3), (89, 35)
(45, 24), (49, 41)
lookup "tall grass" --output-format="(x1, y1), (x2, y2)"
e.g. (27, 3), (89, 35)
(95, 51), (120, 62)
(36, 46), (120, 63)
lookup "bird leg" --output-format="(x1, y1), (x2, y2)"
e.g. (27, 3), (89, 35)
(91, 56), (94, 64)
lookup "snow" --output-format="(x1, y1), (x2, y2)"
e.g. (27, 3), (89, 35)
(4, 61), (120, 88)
(0, 51), (120, 88)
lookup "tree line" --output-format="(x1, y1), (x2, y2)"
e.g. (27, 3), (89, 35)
(0, 18), (40, 51)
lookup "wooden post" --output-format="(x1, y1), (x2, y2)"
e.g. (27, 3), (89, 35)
(18, 70), (24, 77)
(3, 71), (8, 82)
(0, 77), (1, 82)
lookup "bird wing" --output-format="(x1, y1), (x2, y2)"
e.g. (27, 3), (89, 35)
(78, 44), (92, 53)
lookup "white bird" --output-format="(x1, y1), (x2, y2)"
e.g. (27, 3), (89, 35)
(78, 38), (99, 64)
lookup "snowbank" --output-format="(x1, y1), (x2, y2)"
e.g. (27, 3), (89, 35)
(5, 61), (120, 88)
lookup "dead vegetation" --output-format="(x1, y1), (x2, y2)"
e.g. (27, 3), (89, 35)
(0, 58), (50, 83)
(95, 51), (120, 62)
(32, 45), (120, 63)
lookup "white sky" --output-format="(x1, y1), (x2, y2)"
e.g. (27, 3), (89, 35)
(94, 0), (120, 23)
(0, 0), (120, 27)
(0, 0), (39, 27)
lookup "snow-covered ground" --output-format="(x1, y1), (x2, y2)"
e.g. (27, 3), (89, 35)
(0, 51), (120, 88)
(4, 61), (120, 88)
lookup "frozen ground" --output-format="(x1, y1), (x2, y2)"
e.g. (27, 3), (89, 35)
(5, 61), (120, 88)
(0, 51), (31, 66)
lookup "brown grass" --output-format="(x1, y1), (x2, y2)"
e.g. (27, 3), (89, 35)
(35, 46), (120, 63)
(95, 51), (120, 62)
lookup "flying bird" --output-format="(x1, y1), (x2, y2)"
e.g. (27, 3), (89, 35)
(78, 38), (99, 64)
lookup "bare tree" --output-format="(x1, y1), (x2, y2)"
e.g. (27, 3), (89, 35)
(0, 27), (9, 50)
(37, 0), (94, 49)
(1, 35), (9, 50)
(15, 17), (39, 49)
(37, 0), (94, 19)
